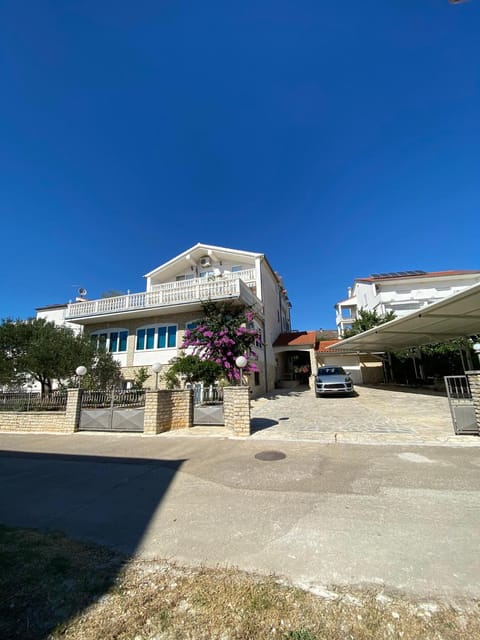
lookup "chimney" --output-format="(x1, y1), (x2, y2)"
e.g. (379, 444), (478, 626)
(347, 287), (352, 298)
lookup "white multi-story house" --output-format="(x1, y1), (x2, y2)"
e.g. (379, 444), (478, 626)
(57, 243), (291, 396)
(335, 270), (480, 338)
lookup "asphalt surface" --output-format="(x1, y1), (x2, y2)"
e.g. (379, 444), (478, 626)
(1, 432), (479, 603)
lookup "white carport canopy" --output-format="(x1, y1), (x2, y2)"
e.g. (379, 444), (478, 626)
(328, 282), (480, 353)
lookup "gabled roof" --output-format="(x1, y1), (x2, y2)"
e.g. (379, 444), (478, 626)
(144, 243), (263, 278)
(273, 331), (316, 347)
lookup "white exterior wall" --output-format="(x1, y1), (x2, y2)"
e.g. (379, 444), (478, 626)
(36, 307), (82, 333)
(257, 257), (291, 392)
(36, 245), (291, 396)
(337, 273), (480, 336)
(133, 349), (177, 367)
(319, 354), (363, 385)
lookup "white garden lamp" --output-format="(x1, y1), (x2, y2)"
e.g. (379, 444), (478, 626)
(152, 362), (162, 390)
(75, 365), (87, 388)
(473, 342), (480, 365)
(235, 355), (247, 386)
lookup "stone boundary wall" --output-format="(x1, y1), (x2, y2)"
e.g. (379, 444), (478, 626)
(144, 390), (193, 434)
(223, 386), (251, 436)
(0, 390), (81, 434)
(466, 370), (480, 433)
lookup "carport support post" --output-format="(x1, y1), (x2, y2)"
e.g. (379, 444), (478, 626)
(224, 386), (251, 436)
(466, 371), (480, 434)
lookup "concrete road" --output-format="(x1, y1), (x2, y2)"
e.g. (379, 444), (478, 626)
(1, 433), (479, 602)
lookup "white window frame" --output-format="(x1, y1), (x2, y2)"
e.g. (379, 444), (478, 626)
(90, 329), (129, 353)
(135, 324), (178, 351)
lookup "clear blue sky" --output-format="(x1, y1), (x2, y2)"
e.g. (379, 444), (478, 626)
(1, 0), (479, 330)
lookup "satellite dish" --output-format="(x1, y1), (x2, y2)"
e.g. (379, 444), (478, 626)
(78, 287), (87, 297)
(199, 256), (212, 268)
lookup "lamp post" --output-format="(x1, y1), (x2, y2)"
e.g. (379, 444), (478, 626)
(235, 355), (247, 386)
(152, 362), (162, 390)
(75, 365), (87, 389)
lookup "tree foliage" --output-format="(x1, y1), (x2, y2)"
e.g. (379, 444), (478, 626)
(131, 367), (150, 390)
(391, 337), (475, 378)
(343, 309), (396, 338)
(163, 355), (222, 389)
(181, 301), (261, 383)
(80, 350), (124, 391)
(0, 318), (123, 394)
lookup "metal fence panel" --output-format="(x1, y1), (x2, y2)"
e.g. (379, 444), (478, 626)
(444, 376), (478, 435)
(192, 384), (224, 425)
(81, 389), (145, 409)
(0, 391), (67, 412)
(79, 389), (145, 432)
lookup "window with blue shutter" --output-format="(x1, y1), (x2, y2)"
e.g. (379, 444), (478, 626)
(167, 326), (177, 347)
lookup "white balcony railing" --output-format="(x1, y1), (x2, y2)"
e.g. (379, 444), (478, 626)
(150, 268), (256, 292)
(65, 273), (261, 320)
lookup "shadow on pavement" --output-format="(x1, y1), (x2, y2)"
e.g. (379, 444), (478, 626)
(361, 383), (447, 397)
(0, 449), (185, 640)
(253, 385), (310, 402)
(250, 417), (279, 433)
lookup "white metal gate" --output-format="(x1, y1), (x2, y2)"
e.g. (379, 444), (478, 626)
(444, 376), (478, 435)
(79, 390), (145, 432)
(192, 384), (224, 426)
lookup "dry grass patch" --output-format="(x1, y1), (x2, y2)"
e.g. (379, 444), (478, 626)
(1, 525), (479, 640)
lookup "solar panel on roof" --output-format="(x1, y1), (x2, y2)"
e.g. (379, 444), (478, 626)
(369, 270), (427, 279)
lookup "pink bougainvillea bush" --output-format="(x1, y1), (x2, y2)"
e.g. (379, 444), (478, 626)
(182, 301), (261, 383)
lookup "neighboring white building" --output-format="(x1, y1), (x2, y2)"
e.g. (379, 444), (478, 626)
(335, 270), (480, 337)
(54, 243), (291, 396)
(36, 303), (83, 334)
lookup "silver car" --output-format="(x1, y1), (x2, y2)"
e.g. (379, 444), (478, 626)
(315, 366), (354, 397)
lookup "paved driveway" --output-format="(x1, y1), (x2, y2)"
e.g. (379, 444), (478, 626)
(250, 384), (477, 445)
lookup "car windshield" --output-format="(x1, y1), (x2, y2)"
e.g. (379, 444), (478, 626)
(317, 367), (346, 376)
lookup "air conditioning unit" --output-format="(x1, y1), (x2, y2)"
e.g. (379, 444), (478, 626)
(199, 256), (212, 268)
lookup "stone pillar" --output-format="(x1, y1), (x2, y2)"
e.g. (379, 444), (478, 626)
(65, 389), (82, 432)
(223, 386), (251, 437)
(466, 370), (480, 433)
(144, 390), (193, 434)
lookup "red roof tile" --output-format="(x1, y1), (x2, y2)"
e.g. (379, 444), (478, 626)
(273, 331), (316, 347)
(315, 339), (341, 352)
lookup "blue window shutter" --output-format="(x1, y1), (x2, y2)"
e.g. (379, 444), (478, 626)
(109, 332), (118, 352)
(119, 331), (128, 352)
(167, 326), (177, 348)
(137, 329), (145, 350)
(157, 326), (167, 348)
(146, 327), (155, 349)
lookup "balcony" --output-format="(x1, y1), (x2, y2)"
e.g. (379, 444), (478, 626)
(65, 273), (263, 324)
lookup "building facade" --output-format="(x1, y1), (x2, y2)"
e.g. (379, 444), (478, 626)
(55, 244), (291, 396)
(335, 270), (480, 337)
